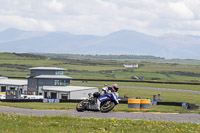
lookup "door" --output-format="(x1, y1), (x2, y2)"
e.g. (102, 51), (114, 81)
(51, 92), (57, 99)
(61, 94), (69, 100)
(44, 92), (48, 98)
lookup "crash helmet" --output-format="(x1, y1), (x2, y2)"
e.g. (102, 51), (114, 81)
(111, 83), (119, 92)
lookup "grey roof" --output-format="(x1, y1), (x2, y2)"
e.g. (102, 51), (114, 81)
(34, 75), (72, 79)
(0, 76), (8, 79)
(29, 67), (67, 71)
(0, 79), (27, 86)
(42, 86), (98, 92)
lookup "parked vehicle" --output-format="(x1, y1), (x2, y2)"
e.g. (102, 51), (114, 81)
(21, 95), (44, 99)
(76, 84), (119, 113)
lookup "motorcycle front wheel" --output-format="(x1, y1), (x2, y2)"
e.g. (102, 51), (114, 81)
(100, 100), (115, 113)
(76, 100), (87, 112)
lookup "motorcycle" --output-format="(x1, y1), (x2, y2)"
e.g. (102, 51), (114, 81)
(76, 84), (119, 113)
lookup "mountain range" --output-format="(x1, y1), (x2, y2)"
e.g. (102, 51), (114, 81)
(0, 28), (200, 59)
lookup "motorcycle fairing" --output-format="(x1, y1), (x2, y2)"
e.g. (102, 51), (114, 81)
(98, 93), (119, 104)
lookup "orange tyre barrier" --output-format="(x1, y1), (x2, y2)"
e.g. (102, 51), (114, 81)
(128, 99), (141, 110)
(140, 99), (151, 110)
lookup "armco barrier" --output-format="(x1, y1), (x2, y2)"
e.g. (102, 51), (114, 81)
(157, 102), (182, 106)
(0, 99), (199, 110)
(0, 99), (43, 102)
(157, 102), (199, 110)
(0, 99), (82, 103)
(60, 99), (82, 103)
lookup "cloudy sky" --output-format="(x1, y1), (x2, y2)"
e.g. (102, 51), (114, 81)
(0, 0), (200, 36)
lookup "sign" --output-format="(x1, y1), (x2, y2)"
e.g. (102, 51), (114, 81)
(43, 99), (60, 103)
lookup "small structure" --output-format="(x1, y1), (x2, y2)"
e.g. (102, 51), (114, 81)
(0, 76), (27, 95)
(123, 64), (139, 68)
(42, 86), (98, 99)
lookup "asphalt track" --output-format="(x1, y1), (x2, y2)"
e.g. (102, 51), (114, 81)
(72, 83), (200, 94)
(0, 106), (200, 124)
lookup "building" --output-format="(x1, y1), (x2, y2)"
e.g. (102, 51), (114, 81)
(42, 86), (98, 99)
(27, 67), (72, 95)
(0, 76), (27, 94)
(0, 68), (98, 99)
(27, 67), (98, 99)
(0, 76), (28, 99)
(123, 64), (139, 68)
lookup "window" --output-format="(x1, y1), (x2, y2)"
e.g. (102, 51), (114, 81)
(55, 71), (64, 75)
(60, 80), (69, 86)
(54, 80), (60, 86)
(54, 80), (69, 86)
(1, 86), (6, 92)
(10, 87), (15, 90)
(7, 90), (16, 95)
(20, 89), (23, 94)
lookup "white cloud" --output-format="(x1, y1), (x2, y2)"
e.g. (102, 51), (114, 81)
(0, 0), (200, 36)
(43, 0), (65, 12)
(0, 15), (55, 31)
(168, 2), (194, 19)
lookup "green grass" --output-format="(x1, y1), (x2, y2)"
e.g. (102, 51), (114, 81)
(0, 113), (199, 133)
(1, 52), (200, 82)
(0, 102), (76, 110)
(73, 81), (200, 91)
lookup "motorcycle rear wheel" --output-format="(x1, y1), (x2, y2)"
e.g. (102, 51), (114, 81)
(100, 100), (115, 113)
(76, 100), (86, 112)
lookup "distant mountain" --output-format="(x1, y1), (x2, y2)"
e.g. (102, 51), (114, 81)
(0, 28), (200, 59)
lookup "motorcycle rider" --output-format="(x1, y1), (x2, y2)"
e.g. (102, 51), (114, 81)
(108, 83), (119, 92)
(93, 83), (119, 98)
(76, 83), (119, 112)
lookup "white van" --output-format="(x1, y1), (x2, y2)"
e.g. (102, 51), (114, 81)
(21, 95), (44, 99)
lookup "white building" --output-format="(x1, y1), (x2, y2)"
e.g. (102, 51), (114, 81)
(41, 86), (98, 99)
(0, 77), (28, 95)
(0, 67), (99, 100)
(123, 64), (139, 68)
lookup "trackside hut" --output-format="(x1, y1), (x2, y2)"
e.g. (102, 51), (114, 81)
(42, 86), (99, 99)
(0, 77), (27, 95)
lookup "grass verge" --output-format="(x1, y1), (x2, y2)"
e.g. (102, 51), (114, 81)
(0, 113), (200, 133)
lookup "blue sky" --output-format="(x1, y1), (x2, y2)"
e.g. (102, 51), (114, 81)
(0, 0), (200, 36)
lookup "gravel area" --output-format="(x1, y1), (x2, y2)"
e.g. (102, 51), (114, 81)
(0, 106), (200, 123)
